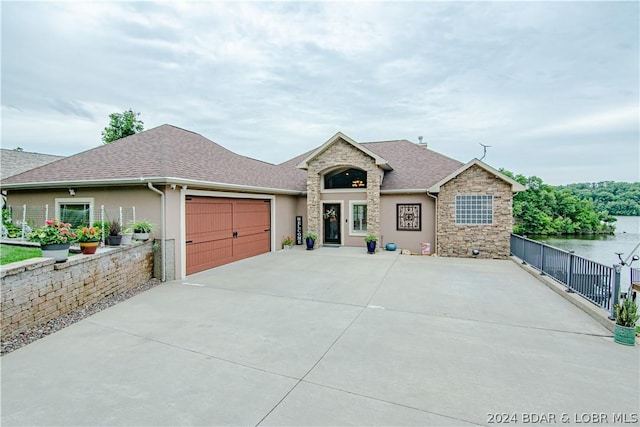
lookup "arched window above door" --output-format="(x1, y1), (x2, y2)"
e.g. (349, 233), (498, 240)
(323, 168), (367, 189)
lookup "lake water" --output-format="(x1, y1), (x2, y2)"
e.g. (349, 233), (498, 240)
(532, 216), (640, 267)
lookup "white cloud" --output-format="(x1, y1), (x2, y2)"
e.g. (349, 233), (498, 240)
(520, 106), (639, 138)
(1, 1), (638, 184)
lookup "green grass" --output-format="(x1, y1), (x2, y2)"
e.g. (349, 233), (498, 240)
(0, 244), (41, 265)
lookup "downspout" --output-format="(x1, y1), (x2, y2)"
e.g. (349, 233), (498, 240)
(147, 182), (166, 282)
(427, 192), (438, 256)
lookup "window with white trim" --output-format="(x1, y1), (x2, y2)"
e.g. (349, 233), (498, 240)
(455, 195), (493, 225)
(55, 198), (94, 228)
(350, 201), (367, 235)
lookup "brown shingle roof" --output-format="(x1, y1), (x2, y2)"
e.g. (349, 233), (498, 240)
(2, 125), (307, 192)
(362, 140), (463, 191)
(1, 126), (463, 193)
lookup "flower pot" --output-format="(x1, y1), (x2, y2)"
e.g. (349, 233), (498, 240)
(385, 243), (397, 251)
(305, 238), (315, 250)
(107, 235), (122, 246)
(79, 241), (99, 255)
(41, 243), (70, 263)
(133, 232), (149, 241)
(614, 324), (637, 346)
(366, 241), (377, 254)
(120, 233), (133, 246)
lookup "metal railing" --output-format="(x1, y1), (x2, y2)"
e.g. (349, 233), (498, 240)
(511, 234), (620, 318)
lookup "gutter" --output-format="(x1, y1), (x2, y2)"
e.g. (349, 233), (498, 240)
(381, 188), (431, 195)
(1, 177), (304, 196)
(146, 182), (166, 282)
(427, 191), (438, 256)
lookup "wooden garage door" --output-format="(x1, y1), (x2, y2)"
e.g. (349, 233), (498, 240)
(185, 197), (271, 275)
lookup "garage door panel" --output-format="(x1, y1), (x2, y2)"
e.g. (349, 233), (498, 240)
(186, 197), (271, 275)
(234, 231), (271, 260)
(186, 238), (234, 274)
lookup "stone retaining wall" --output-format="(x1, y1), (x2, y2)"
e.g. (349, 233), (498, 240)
(1, 242), (153, 340)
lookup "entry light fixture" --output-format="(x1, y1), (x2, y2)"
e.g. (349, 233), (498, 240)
(68, 188), (76, 196)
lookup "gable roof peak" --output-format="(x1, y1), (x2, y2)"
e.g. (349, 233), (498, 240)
(427, 158), (526, 193)
(296, 132), (392, 170)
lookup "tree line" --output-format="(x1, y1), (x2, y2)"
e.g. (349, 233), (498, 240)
(501, 170), (619, 236)
(556, 181), (640, 216)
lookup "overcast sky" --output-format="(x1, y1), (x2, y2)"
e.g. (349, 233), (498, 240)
(2, 1), (638, 185)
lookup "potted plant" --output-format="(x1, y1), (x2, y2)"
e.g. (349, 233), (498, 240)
(613, 297), (639, 346)
(75, 226), (102, 254)
(27, 219), (77, 262)
(120, 227), (134, 246)
(365, 235), (377, 254)
(130, 219), (153, 241)
(304, 232), (317, 250)
(106, 220), (122, 246)
(282, 235), (293, 249)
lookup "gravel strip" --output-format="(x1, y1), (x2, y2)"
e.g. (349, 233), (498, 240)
(1, 278), (162, 356)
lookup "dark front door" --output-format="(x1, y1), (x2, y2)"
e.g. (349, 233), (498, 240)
(323, 203), (341, 244)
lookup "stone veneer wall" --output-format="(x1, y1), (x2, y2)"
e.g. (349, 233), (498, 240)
(306, 138), (382, 244)
(436, 165), (513, 259)
(0, 242), (153, 340)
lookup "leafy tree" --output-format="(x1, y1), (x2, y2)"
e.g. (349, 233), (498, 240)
(500, 169), (616, 235)
(101, 109), (144, 144)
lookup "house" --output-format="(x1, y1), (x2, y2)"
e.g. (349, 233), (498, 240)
(1, 149), (65, 209)
(1, 149), (65, 180)
(1, 124), (524, 279)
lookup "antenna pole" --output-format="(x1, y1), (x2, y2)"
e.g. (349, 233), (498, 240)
(479, 143), (491, 161)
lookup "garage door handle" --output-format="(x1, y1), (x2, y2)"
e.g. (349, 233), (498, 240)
(264, 228), (270, 232)
(232, 231), (238, 238)
(186, 240), (193, 244)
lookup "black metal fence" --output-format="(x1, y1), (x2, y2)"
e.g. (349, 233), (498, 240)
(510, 234), (620, 318)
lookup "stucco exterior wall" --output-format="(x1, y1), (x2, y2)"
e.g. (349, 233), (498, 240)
(436, 165), (513, 259)
(319, 191), (367, 247)
(5, 186), (162, 235)
(274, 195), (301, 248)
(306, 138), (382, 245)
(380, 194), (435, 254)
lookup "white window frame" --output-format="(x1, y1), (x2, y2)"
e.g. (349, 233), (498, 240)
(455, 195), (493, 225)
(55, 197), (95, 226)
(349, 200), (368, 236)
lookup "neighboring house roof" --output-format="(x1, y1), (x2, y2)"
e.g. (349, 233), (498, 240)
(0, 149), (64, 180)
(427, 158), (526, 193)
(296, 132), (393, 171)
(1, 125), (307, 194)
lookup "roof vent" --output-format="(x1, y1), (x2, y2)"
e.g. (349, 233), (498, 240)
(418, 136), (427, 148)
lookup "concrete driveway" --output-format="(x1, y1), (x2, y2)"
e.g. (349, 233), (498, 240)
(2, 247), (638, 426)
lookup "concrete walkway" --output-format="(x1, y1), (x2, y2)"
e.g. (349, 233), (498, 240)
(2, 247), (638, 426)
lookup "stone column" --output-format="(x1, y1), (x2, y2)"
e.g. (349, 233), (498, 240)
(366, 167), (381, 240)
(306, 172), (321, 237)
